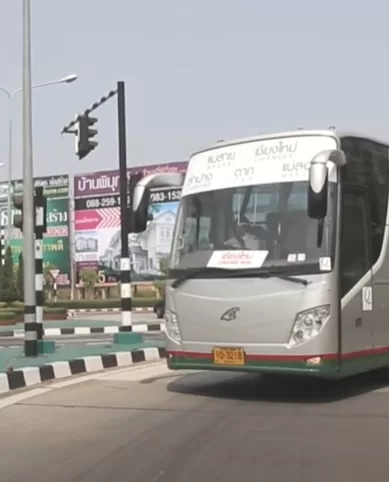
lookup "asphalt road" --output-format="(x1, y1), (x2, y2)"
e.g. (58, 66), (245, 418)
(1, 362), (389, 481)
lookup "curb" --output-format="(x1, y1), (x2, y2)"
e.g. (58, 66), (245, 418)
(0, 323), (166, 338)
(0, 346), (167, 395)
(67, 307), (154, 318)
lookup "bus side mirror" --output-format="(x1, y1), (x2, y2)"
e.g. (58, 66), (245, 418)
(307, 162), (328, 219)
(307, 149), (346, 219)
(131, 172), (184, 233)
(131, 187), (151, 233)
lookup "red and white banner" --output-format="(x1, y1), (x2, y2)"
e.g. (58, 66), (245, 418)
(75, 208), (120, 231)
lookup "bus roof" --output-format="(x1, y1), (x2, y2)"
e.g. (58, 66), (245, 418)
(191, 129), (389, 157)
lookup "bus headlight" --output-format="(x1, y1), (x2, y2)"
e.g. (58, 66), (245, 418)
(288, 305), (330, 347)
(165, 308), (181, 342)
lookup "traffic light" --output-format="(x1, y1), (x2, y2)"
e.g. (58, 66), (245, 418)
(76, 113), (98, 160)
(12, 188), (47, 234)
(34, 186), (47, 235)
(12, 195), (24, 231)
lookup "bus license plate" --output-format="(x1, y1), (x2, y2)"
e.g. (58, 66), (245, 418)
(213, 347), (245, 366)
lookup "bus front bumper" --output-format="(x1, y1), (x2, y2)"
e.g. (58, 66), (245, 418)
(166, 350), (341, 379)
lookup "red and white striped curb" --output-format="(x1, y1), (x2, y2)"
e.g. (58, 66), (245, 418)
(67, 307), (154, 318)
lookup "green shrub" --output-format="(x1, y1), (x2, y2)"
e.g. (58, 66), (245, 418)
(153, 280), (165, 297)
(43, 306), (67, 314)
(0, 306), (66, 315)
(45, 297), (158, 310)
(135, 289), (157, 298)
(12, 308), (24, 315)
(131, 297), (159, 307)
(0, 297), (158, 312)
(0, 311), (16, 320)
(0, 247), (18, 303)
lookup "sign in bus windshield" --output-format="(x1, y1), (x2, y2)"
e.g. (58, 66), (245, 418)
(181, 135), (338, 197)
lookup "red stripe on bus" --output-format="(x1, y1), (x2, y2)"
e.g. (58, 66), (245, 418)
(168, 345), (389, 362)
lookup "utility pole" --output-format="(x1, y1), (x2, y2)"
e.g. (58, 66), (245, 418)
(22, 0), (37, 356)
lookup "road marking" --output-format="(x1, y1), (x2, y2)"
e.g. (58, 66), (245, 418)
(0, 388), (51, 410)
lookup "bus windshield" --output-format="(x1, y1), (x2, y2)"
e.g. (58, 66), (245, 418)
(170, 180), (337, 273)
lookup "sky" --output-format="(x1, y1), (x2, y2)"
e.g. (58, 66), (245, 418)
(0, 0), (387, 183)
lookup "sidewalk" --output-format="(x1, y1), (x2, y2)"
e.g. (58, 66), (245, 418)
(0, 339), (167, 394)
(0, 319), (166, 337)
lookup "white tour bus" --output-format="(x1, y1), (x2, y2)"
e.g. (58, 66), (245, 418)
(133, 129), (389, 379)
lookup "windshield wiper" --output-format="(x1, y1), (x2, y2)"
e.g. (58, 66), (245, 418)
(171, 267), (232, 288)
(253, 272), (309, 286)
(171, 268), (309, 288)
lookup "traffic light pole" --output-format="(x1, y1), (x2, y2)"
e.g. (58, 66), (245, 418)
(61, 81), (133, 327)
(117, 81), (132, 326)
(22, 0), (38, 357)
(35, 231), (44, 339)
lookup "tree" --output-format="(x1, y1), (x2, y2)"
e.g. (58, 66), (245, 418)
(153, 257), (169, 297)
(16, 253), (24, 301)
(149, 204), (161, 215)
(42, 263), (57, 302)
(80, 269), (99, 299)
(159, 257), (169, 276)
(1, 247), (18, 303)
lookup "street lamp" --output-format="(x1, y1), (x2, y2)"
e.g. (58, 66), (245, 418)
(0, 73), (78, 244)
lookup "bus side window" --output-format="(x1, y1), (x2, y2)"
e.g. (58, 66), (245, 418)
(181, 194), (213, 251)
(341, 137), (388, 267)
(340, 184), (372, 297)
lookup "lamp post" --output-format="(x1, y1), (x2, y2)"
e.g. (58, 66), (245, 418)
(0, 73), (78, 244)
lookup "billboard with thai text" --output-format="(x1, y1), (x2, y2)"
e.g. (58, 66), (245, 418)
(0, 174), (71, 286)
(73, 162), (187, 283)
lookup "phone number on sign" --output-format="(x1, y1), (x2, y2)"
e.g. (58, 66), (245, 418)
(75, 188), (181, 210)
(149, 189), (181, 203)
(78, 196), (120, 210)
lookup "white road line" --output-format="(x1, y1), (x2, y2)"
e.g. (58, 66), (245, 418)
(0, 388), (52, 410)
